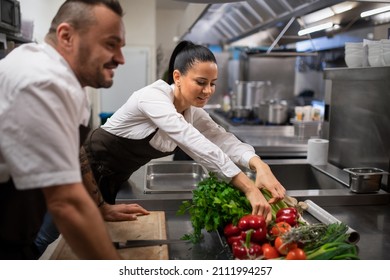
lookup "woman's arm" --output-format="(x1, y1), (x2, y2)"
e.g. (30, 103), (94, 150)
(249, 156), (286, 204)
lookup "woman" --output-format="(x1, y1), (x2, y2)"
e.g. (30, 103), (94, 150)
(84, 40), (286, 222)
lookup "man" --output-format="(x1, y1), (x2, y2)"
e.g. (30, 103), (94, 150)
(0, 0), (127, 259)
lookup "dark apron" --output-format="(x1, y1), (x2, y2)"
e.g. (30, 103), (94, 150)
(84, 128), (175, 204)
(0, 125), (90, 259)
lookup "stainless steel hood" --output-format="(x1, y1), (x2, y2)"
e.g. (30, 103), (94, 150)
(180, 0), (390, 46)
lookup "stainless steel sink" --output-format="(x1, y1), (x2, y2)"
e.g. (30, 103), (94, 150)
(249, 162), (348, 190)
(117, 160), (390, 208)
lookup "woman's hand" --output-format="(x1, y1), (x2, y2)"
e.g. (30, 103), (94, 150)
(244, 186), (272, 223)
(231, 172), (272, 223)
(100, 203), (150, 222)
(249, 157), (286, 204)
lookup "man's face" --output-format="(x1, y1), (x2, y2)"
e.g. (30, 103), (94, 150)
(72, 5), (125, 88)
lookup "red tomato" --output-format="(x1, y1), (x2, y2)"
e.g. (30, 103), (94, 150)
(270, 222), (292, 236)
(274, 236), (298, 255)
(286, 248), (307, 260)
(261, 243), (280, 259)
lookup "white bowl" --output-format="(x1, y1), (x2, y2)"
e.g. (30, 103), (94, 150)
(382, 51), (390, 66)
(368, 55), (382, 67)
(345, 42), (363, 48)
(345, 55), (363, 67)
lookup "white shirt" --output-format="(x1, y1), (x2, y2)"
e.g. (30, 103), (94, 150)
(0, 43), (90, 189)
(102, 79), (258, 180)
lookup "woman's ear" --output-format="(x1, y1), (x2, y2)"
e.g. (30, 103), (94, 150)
(173, 70), (181, 86)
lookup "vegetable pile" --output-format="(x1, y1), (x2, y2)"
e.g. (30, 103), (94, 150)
(177, 172), (359, 260)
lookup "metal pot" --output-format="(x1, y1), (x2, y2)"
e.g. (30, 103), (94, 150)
(231, 81), (267, 117)
(257, 100), (289, 124)
(268, 100), (289, 124)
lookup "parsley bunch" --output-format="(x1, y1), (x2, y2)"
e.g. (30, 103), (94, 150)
(177, 172), (251, 243)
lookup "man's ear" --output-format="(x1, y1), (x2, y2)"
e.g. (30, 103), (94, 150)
(56, 23), (75, 50)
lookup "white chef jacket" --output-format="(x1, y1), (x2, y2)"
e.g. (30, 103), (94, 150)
(102, 79), (258, 180)
(0, 43), (90, 189)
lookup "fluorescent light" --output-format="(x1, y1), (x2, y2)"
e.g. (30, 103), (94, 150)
(331, 1), (356, 14)
(298, 22), (333, 36)
(361, 5), (390, 18)
(301, 8), (334, 25)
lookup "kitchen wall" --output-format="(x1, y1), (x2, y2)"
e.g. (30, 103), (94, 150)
(16, 0), (207, 127)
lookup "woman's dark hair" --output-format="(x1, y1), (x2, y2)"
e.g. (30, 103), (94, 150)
(46, 0), (123, 41)
(167, 40), (217, 85)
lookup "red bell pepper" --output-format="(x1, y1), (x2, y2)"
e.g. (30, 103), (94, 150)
(223, 223), (241, 237)
(237, 214), (267, 243)
(232, 230), (263, 260)
(232, 241), (263, 260)
(275, 207), (298, 226)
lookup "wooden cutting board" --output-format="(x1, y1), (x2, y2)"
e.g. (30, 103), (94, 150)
(50, 211), (168, 260)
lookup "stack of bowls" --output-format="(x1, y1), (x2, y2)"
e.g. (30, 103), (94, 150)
(381, 39), (390, 66)
(366, 40), (382, 67)
(344, 42), (365, 67)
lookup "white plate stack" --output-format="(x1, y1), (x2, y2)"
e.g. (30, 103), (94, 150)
(364, 39), (390, 67)
(344, 42), (367, 68)
(381, 39), (390, 66)
(365, 39), (382, 67)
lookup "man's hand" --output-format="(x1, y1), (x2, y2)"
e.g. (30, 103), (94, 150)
(100, 203), (150, 222)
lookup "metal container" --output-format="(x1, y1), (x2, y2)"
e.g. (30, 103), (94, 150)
(292, 119), (322, 139)
(231, 81), (268, 117)
(256, 99), (289, 124)
(268, 99), (289, 124)
(343, 167), (389, 193)
(144, 161), (208, 194)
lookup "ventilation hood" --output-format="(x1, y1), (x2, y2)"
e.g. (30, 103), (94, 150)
(180, 0), (390, 47)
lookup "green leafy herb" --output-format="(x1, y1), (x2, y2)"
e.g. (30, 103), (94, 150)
(280, 222), (359, 260)
(177, 172), (251, 243)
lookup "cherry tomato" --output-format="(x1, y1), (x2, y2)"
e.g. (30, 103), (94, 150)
(261, 243), (280, 259)
(274, 236), (298, 255)
(270, 222), (292, 236)
(286, 248), (307, 260)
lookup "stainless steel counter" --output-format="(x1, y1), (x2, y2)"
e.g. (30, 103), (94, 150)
(117, 160), (390, 260)
(208, 110), (308, 158)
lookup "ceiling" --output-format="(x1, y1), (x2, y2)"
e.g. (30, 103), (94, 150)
(156, 0), (189, 10)
(179, 0), (390, 47)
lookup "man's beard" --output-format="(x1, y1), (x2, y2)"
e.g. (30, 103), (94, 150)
(77, 44), (114, 89)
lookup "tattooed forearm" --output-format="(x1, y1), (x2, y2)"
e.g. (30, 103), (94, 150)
(79, 147), (106, 208)
(80, 146), (92, 176)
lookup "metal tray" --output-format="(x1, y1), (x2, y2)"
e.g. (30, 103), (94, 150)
(144, 161), (208, 194)
(343, 167), (389, 193)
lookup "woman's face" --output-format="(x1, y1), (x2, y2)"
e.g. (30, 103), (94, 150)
(174, 60), (218, 111)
